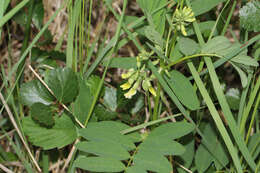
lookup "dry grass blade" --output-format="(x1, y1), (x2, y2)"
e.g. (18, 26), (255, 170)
(0, 93), (41, 172)
(61, 139), (79, 172)
(0, 163), (14, 173)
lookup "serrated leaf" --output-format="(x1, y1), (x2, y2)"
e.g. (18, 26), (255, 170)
(31, 102), (54, 127)
(201, 36), (232, 54)
(20, 80), (54, 106)
(104, 87), (117, 111)
(22, 114), (77, 150)
(191, 0), (226, 16)
(165, 70), (200, 110)
(46, 67), (78, 103)
(179, 37), (200, 56)
(74, 156), (125, 172)
(239, 1), (260, 32)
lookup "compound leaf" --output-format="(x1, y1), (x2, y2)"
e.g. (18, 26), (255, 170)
(75, 121), (194, 172)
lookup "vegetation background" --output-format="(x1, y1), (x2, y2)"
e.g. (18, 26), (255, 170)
(0, 0), (259, 173)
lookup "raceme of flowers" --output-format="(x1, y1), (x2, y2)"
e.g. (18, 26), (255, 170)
(172, 6), (195, 36)
(120, 51), (157, 99)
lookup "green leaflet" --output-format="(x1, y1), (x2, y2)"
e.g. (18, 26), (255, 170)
(75, 121), (194, 172)
(22, 114), (77, 150)
(165, 70), (200, 110)
(179, 37), (200, 56)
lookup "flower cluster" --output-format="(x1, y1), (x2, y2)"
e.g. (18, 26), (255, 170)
(120, 51), (157, 99)
(172, 6), (195, 36)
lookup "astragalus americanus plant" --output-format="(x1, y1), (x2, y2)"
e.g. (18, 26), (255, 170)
(0, 0), (259, 172)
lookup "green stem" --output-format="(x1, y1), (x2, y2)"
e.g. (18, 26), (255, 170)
(152, 82), (161, 121)
(240, 76), (260, 134)
(167, 53), (223, 68)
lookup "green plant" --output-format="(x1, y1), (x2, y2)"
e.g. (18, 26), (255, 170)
(0, 0), (259, 172)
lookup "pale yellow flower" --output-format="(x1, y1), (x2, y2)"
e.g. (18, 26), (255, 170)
(121, 68), (135, 79)
(124, 88), (137, 99)
(181, 24), (187, 36)
(149, 86), (157, 97)
(120, 82), (131, 90)
(173, 6), (195, 36)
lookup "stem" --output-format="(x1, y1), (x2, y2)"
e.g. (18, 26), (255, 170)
(152, 82), (161, 121)
(167, 53), (223, 68)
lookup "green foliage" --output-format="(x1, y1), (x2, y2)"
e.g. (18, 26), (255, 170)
(225, 88), (240, 110)
(195, 123), (229, 172)
(179, 37), (200, 56)
(239, 1), (260, 32)
(74, 121), (194, 172)
(165, 70), (200, 110)
(22, 114), (77, 150)
(191, 0), (226, 16)
(136, 0), (167, 35)
(46, 67), (78, 104)
(71, 78), (93, 124)
(103, 87), (117, 111)
(30, 102), (54, 127)
(20, 80), (54, 106)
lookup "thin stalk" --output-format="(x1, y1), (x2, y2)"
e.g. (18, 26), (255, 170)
(121, 113), (182, 134)
(237, 72), (253, 125)
(86, 0), (93, 56)
(221, 0), (236, 36)
(167, 53), (223, 68)
(152, 82), (161, 121)
(240, 76), (260, 134)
